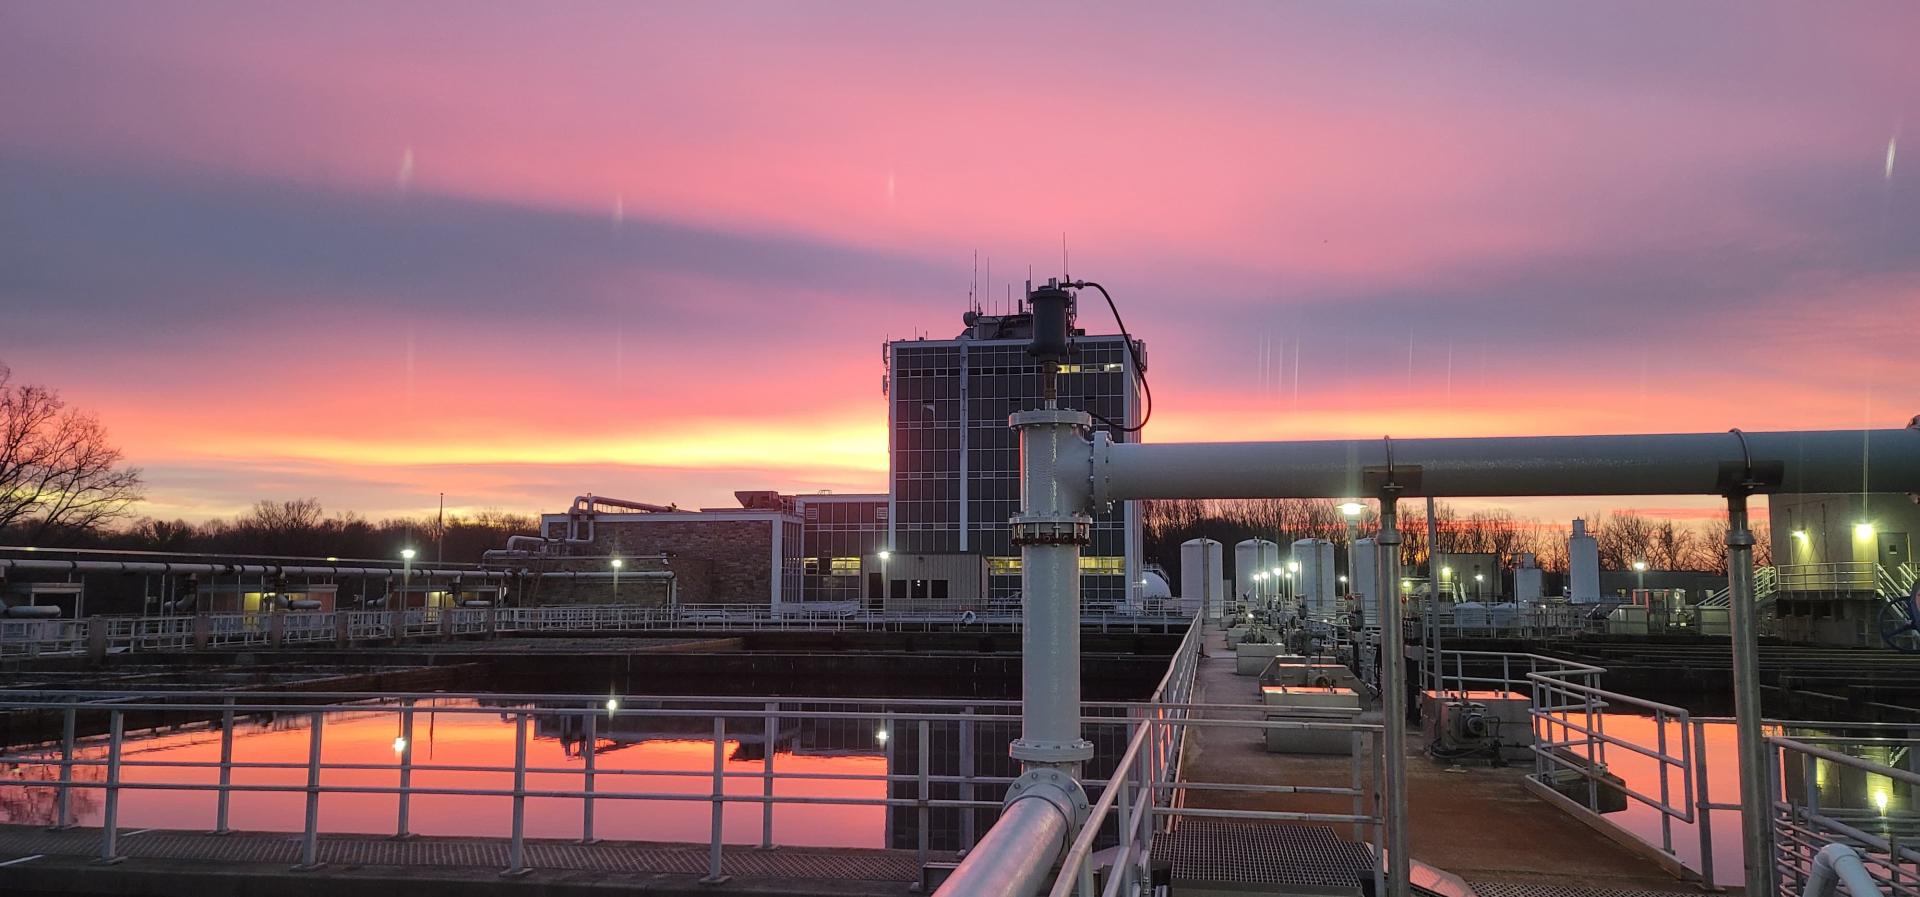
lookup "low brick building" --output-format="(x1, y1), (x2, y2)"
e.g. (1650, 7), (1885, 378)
(535, 508), (802, 610)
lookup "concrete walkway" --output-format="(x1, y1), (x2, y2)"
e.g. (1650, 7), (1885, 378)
(1179, 628), (1722, 895)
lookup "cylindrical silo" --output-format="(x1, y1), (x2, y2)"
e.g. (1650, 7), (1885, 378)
(1351, 538), (1379, 626)
(1181, 538), (1225, 619)
(1234, 539), (1278, 607)
(1292, 538), (1337, 617)
(1569, 519), (1601, 603)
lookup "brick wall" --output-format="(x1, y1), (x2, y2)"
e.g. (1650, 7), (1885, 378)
(540, 518), (775, 606)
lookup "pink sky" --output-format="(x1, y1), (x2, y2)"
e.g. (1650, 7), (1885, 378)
(2, 2), (1915, 524)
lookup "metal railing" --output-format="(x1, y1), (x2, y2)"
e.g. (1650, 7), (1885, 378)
(1770, 736), (1918, 897)
(1043, 622), (1388, 897)
(1778, 563), (1885, 595)
(0, 688), (1190, 879)
(1434, 650), (1701, 878)
(0, 618), (87, 657)
(0, 604), (1196, 659)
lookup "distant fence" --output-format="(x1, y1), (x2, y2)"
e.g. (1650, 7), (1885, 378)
(0, 604), (1194, 659)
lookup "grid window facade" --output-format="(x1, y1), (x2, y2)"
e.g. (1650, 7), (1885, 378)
(796, 495), (888, 603)
(888, 332), (1142, 609)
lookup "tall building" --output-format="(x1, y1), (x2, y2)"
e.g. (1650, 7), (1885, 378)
(884, 298), (1145, 610)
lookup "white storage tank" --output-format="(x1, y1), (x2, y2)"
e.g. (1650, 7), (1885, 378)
(1292, 538), (1337, 617)
(1513, 552), (1544, 605)
(1181, 538), (1226, 619)
(1350, 538), (1379, 626)
(1569, 519), (1601, 603)
(1235, 539), (1278, 606)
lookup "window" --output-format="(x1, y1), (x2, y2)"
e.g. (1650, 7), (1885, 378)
(830, 556), (862, 576)
(988, 556), (1022, 575)
(1078, 556), (1126, 574)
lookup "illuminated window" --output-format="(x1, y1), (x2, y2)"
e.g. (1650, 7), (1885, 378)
(988, 556), (1023, 575)
(1078, 556), (1126, 575)
(1056, 364), (1084, 373)
(830, 557), (862, 576)
(803, 559), (821, 575)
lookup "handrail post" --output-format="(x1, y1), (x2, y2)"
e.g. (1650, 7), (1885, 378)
(297, 711), (323, 869)
(917, 718), (931, 870)
(959, 706), (976, 847)
(702, 716), (729, 884)
(214, 697), (235, 834)
(1656, 710), (1673, 853)
(1694, 720), (1717, 890)
(396, 700), (415, 838)
(581, 708), (598, 843)
(99, 710), (124, 863)
(505, 711), (528, 876)
(762, 701), (777, 849)
(53, 706), (75, 830)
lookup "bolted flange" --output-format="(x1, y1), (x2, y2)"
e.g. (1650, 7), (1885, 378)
(1002, 767), (1092, 827)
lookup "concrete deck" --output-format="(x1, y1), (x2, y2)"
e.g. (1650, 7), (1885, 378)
(0, 825), (917, 897)
(1181, 628), (1721, 896)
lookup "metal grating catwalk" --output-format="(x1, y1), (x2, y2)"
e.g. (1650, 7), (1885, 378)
(1152, 819), (1377, 895)
(0, 825), (920, 882)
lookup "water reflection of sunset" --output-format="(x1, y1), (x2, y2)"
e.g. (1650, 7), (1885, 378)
(0, 704), (884, 848)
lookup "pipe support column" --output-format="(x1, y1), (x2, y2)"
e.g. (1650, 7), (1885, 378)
(1009, 408), (1096, 771)
(1377, 488), (1410, 897)
(1727, 493), (1775, 897)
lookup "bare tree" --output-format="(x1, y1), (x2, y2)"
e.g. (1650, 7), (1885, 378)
(0, 364), (144, 541)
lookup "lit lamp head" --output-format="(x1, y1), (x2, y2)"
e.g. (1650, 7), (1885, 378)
(610, 558), (623, 569)
(1854, 522), (1876, 540)
(400, 548), (416, 561)
(1632, 560), (1649, 572)
(878, 549), (892, 561)
(1338, 501), (1365, 518)
(1287, 561), (1299, 573)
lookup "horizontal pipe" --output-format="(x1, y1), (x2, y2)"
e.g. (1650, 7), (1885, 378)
(0, 559), (506, 578)
(933, 794), (1070, 897)
(1096, 427), (1920, 500)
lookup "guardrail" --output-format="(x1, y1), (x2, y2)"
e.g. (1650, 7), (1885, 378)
(0, 688), (1183, 879)
(0, 604), (1196, 659)
(1769, 736), (1919, 897)
(1042, 621), (1388, 897)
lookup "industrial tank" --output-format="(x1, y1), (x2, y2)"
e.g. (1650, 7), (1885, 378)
(1350, 538), (1379, 626)
(1568, 519), (1602, 603)
(1513, 552), (1544, 605)
(1181, 538), (1225, 619)
(1292, 538), (1337, 617)
(1234, 539), (1278, 606)
(1140, 570), (1173, 601)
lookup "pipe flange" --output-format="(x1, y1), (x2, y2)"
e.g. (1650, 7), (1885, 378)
(1003, 767), (1091, 826)
(1009, 737), (1095, 766)
(1011, 514), (1092, 546)
(1009, 408), (1092, 430)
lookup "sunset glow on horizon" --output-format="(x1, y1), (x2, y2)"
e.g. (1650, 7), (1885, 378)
(4, 2), (1915, 525)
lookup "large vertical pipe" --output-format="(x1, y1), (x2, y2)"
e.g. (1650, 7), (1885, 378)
(1727, 493), (1775, 897)
(1009, 408), (1095, 772)
(1378, 488), (1410, 897)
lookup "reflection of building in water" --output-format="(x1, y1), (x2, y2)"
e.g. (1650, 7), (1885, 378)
(537, 704), (894, 763)
(882, 709), (1136, 853)
(1779, 737), (1916, 822)
(528, 702), (1138, 853)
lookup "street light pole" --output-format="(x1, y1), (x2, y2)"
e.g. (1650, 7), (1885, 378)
(611, 558), (623, 601)
(400, 548), (415, 608)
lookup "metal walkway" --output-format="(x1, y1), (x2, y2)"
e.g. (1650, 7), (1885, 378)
(0, 824), (919, 890)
